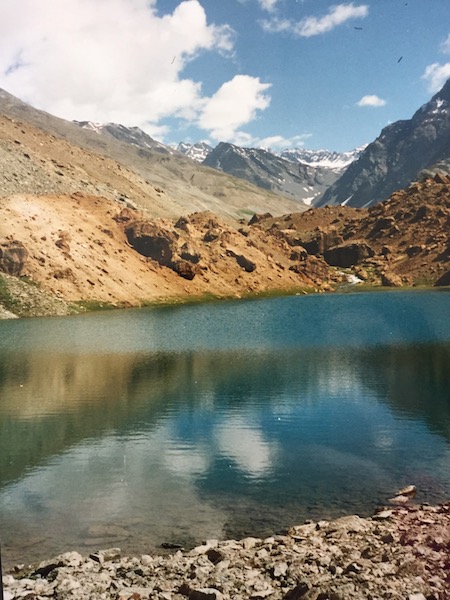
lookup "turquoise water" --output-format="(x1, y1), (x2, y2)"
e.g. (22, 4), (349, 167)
(0, 290), (449, 566)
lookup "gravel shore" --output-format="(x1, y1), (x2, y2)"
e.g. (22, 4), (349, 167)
(3, 502), (449, 600)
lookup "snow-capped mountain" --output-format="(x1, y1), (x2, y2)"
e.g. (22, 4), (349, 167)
(280, 147), (366, 171)
(201, 142), (344, 205)
(176, 141), (363, 204)
(176, 141), (213, 162)
(75, 121), (171, 154)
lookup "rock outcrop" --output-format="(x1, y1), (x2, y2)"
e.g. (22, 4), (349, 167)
(323, 241), (374, 268)
(0, 239), (28, 276)
(251, 174), (450, 288)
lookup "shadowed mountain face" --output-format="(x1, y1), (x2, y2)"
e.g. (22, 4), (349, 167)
(202, 142), (340, 205)
(315, 78), (450, 208)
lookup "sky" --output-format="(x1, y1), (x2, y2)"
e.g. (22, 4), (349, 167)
(0, 0), (450, 152)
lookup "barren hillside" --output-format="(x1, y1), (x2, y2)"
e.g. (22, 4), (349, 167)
(0, 90), (306, 221)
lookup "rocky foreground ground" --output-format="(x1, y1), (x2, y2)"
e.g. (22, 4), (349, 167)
(3, 502), (449, 600)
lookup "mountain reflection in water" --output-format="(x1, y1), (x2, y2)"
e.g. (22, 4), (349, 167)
(0, 291), (449, 567)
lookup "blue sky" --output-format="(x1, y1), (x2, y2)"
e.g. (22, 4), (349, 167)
(1, 1), (449, 151)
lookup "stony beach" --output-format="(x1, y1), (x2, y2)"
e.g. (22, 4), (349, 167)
(3, 502), (449, 600)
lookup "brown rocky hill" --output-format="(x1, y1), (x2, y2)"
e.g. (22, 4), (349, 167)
(247, 174), (450, 289)
(0, 192), (341, 317)
(1, 174), (449, 318)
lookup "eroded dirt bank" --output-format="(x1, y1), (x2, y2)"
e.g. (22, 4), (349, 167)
(3, 503), (449, 600)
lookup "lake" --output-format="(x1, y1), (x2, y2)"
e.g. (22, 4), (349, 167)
(0, 290), (449, 567)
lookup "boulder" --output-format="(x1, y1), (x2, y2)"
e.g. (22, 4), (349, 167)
(0, 239), (28, 276)
(279, 229), (305, 248)
(368, 216), (396, 238)
(435, 270), (450, 286)
(174, 216), (191, 233)
(289, 246), (308, 262)
(114, 207), (137, 223)
(203, 228), (221, 242)
(226, 250), (256, 273)
(171, 259), (198, 280)
(381, 271), (403, 287)
(248, 212), (273, 225)
(324, 241), (374, 267)
(125, 221), (177, 266)
(301, 226), (343, 256)
(179, 243), (201, 264)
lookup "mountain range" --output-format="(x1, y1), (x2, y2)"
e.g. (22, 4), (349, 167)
(176, 142), (363, 205)
(176, 80), (450, 209)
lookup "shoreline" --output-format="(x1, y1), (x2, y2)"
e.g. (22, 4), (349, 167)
(3, 502), (449, 600)
(1, 282), (449, 321)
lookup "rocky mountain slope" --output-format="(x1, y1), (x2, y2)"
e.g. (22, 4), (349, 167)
(0, 89), (304, 221)
(316, 78), (450, 208)
(178, 142), (363, 205)
(202, 142), (340, 205)
(247, 172), (450, 288)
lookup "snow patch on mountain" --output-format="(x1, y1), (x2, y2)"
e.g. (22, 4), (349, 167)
(280, 146), (366, 171)
(177, 141), (365, 173)
(177, 142), (213, 163)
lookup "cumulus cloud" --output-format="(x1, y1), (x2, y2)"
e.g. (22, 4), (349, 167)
(356, 95), (386, 107)
(261, 3), (368, 37)
(258, 0), (280, 12)
(198, 75), (271, 141)
(422, 63), (450, 93)
(0, 0), (273, 141)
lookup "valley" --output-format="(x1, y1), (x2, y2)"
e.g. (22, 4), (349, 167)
(0, 80), (450, 319)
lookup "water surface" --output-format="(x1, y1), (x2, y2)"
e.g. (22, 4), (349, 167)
(0, 290), (449, 566)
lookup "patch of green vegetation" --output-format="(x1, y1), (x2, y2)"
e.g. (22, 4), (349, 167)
(412, 275), (435, 287)
(142, 293), (223, 309)
(18, 275), (40, 287)
(72, 300), (121, 312)
(0, 274), (20, 313)
(238, 209), (255, 217)
(140, 287), (319, 310)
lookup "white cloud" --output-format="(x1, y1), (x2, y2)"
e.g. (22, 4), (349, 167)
(422, 63), (450, 93)
(258, 0), (280, 12)
(261, 3), (368, 37)
(258, 133), (312, 150)
(260, 17), (293, 34)
(440, 34), (450, 54)
(0, 0), (246, 139)
(238, 0), (281, 12)
(356, 95), (387, 107)
(198, 75), (271, 141)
